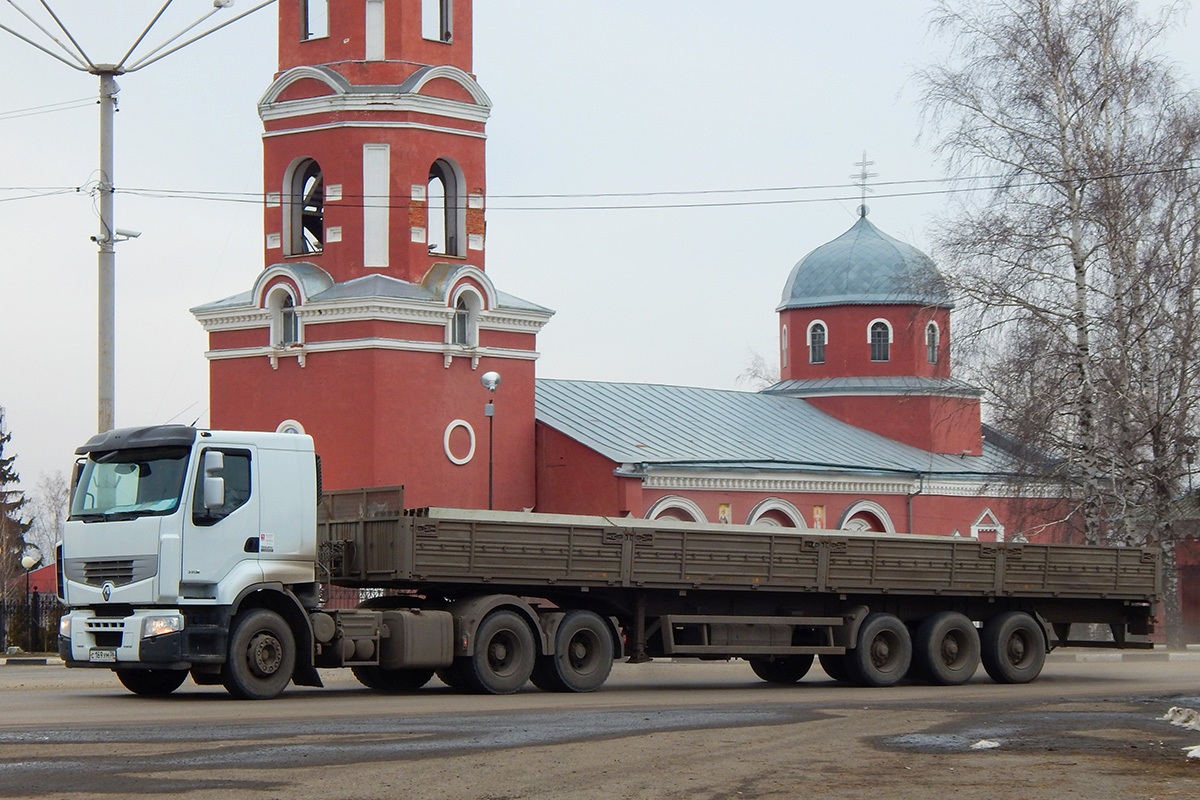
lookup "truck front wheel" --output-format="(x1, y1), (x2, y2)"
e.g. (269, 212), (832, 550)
(222, 608), (296, 700)
(116, 668), (189, 696)
(459, 609), (535, 694)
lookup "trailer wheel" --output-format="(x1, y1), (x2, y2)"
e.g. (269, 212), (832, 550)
(749, 654), (815, 684)
(536, 611), (614, 693)
(351, 666), (435, 693)
(818, 653), (852, 682)
(222, 608), (296, 700)
(116, 668), (189, 696)
(460, 609), (535, 694)
(981, 611), (1045, 684)
(913, 612), (980, 685)
(846, 613), (911, 687)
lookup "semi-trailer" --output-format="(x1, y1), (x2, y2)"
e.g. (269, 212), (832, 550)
(57, 425), (1160, 699)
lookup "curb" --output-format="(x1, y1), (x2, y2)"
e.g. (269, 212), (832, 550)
(1049, 648), (1200, 663)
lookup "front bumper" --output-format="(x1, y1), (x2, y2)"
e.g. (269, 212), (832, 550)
(59, 606), (232, 670)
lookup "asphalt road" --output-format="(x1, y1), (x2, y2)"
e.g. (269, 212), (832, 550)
(0, 656), (1198, 799)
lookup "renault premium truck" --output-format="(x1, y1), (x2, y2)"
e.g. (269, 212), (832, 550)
(56, 425), (1160, 699)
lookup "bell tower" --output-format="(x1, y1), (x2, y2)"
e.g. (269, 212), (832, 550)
(195, 0), (553, 509)
(261, 0), (488, 283)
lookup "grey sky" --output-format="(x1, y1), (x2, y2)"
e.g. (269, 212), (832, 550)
(1, 1), (1196, 486)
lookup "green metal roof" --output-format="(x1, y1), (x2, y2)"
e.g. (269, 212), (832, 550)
(778, 212), (951, 311)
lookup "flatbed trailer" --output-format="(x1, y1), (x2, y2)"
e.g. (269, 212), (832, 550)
(318, 488), (1159, 689)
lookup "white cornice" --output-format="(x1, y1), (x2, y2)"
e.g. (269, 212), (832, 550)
(261, 92), (491, 125)
(204, 339), (540, 363)
(262, 120), (487, 140)
(195, 295), (550, 335)
(636, 470), (1065, 499)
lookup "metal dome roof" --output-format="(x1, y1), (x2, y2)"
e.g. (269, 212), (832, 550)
(778, 210), (952, 311)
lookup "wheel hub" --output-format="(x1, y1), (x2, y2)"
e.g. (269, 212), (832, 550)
(249, 633), (282, 677)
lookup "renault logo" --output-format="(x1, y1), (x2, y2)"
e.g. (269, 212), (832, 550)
(101, 582), (114, 602)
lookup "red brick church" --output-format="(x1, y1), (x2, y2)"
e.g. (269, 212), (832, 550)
(192, 0), (1072, 545)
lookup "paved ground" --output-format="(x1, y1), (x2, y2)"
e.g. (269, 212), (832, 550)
(0, 656), (1198, 799)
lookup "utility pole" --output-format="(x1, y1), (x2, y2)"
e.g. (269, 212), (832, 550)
(0, 1), (278, 432)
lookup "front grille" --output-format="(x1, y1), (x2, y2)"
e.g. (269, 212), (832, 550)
(64, 556), (158, 587)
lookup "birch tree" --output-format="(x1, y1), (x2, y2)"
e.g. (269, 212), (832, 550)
(921, 0), (1200, 645)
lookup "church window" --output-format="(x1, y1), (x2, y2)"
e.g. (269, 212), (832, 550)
(267, 287), (301, 346)
(451, 288), (482, 347)
(365, 0), (385, 60)
(427, 158), (464, 257)
(302, 0), (329, 41)
(869, 319), (892, 362)
(926, 321), (940, 364)
(422, 0), (453, 42)
(287, 158), (324, 256)
(808, 321), (827, 364)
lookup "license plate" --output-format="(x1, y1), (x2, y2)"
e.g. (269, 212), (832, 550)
(88, 649), (117, 663)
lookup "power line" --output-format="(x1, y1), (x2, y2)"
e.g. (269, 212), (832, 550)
(0, 96), (93, 121)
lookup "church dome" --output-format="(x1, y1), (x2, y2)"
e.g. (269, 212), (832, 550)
(778, 210), (951, 310)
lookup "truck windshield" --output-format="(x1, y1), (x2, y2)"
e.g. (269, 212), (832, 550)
(69, 446), (191, 521)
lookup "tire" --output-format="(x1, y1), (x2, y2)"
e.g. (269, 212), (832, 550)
(981, 611), (1046, 684)
(351, 666), (435, 693)
(913, 612), (981, 686)
(818, 653), (852, 683)
(749, 654), (815, 684)
(536, 611), (614, 693)
(222, 608), (296, 700)
(116, 668), (189, 696)
(459, 609), (536, 695)
(846, 613), (912, 687)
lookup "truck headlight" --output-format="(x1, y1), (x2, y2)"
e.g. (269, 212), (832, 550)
(141, 615), (184, 639)
(59, 615), (71, 638)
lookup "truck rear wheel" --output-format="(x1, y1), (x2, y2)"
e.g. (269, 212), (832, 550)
(914, 612), (980, 686)
(222, 608), (296, 700)
(981, 611), (1045, 684)
(459, 609), (535, 694)
(535, 610), (614, 693)
(846, 613), (911, 687)
(351, 666), (435, 693)
(749, 654), (814, 684)
(116, 668), (189, 696)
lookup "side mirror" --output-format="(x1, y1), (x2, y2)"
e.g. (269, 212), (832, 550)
(202, 451), (225, 511)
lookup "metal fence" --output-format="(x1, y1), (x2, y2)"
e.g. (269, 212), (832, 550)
(0, 593), (61, 654)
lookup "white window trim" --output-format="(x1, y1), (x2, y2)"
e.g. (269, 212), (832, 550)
(449, 285), (484, 348)
(837, 500), (896, 533)
(971, 508), (1005, 542)
(746, 498), (807, 528)
(807, 319), (829, 345)
(867, 318), (894, 343)
(926, 321), (940, 363)
(645, 495), (707, 523)
(276, 419), (306, 435)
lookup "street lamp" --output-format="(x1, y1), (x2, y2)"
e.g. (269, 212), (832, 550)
(20, 545), (43, 653)
(481, 371), (501, 510)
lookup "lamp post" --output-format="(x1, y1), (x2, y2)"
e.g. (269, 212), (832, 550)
(20, 547), (42, 653)
(481, 371), (501, 510)
(0, 0), (278, 432)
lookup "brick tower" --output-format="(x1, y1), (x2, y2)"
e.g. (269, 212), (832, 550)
(194, 0), (552, 508)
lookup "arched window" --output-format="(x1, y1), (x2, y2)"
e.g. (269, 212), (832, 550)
(451, 288), (482, 347)
(808, 321), (827, 364)
(287, 158), (324, 255)
(869, 319), (891, 362)
(926, 321), (940, 364)
(267, 287), (300, 346)
(746, 498), (806, 528)
(427, 158), (464, 256)
(644, 496), (707, 523)
(780, 325), (788, 368)
(838, 500), (896, 533)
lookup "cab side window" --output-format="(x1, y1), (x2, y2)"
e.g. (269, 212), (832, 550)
(192, 449), (252, 526)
